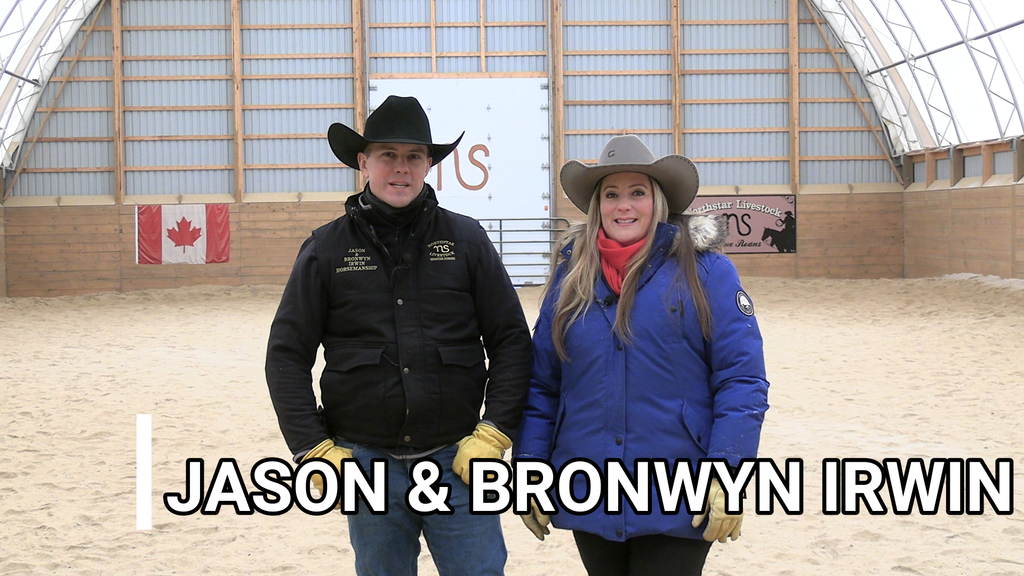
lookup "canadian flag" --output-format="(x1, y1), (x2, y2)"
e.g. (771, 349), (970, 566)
(136, 204), (230, 264)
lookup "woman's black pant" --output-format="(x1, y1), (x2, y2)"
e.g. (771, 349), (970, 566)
(573, 530), (714, 576)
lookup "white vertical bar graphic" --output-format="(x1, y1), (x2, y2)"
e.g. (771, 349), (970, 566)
(137, 414), (152, 530)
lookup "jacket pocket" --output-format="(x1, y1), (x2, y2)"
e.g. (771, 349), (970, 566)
(680, 400), (711, 454)
(326, 345), (386, 372)
(437, 343), (485, 367)
(437, 343), (487, 437)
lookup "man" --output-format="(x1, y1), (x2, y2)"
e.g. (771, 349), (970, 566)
(266, 95), (532, 576)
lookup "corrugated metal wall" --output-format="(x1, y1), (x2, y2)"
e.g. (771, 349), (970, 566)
(8, 0), (923, 202)
(368, 0), (545, 75)
(914, 161), (926, 183)
(964, 154), (982, 178)
(994, 150), (1013, 175)
(122, 0), (234, 196)
(241, 0), (354, 194)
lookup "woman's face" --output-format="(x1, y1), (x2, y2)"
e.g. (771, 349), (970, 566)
(598, 171), (654, 245)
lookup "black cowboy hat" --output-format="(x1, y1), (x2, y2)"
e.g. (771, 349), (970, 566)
(327, 95), (464, 169)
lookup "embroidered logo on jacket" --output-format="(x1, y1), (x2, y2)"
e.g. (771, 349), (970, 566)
(428, 240), (456, 262)
(336, 247), (378, 273)
(736, 290), (754, 316)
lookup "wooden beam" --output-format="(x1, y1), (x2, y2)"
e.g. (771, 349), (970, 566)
(981, 143), (994, 182)
(122, 25), (228, 31)
(1016, 137), (1024, 182)
(566, 129), (673, 135)
(789, 0), (800, 192)
(245, 103), (354, 110)
(950, 147), (963, 186)
(243, 133), (329, 140)
(803, 0), (903, 186)
(124, 165), (235, 172)
(550, 0), (566, 218)
(125, 135), (235, 141)
(113, 0), (125, 204)
(241, 23), (352, 30)
(21, 167), (115, 173)
(671, 0), (682, 155)
(353, 0), (367, 191)
(368, 21), (544, 28)
(368, 72), (545, 79)
(3, 0), (110, 202)
(430, 0), (437, 73)
(479, 0), (487, 72)
(231, 0), (244, 202)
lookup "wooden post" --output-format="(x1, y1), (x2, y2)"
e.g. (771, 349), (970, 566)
(550, 0), (567, 217)
(900, 154), (913, 186)
(925, 151), (938, 187)
(671, 0), (681, 155)
(1015, 137), (1024, 183)
(231, 0), (244, 202)
(113, 0), (125, 204)
(950, 147), (963, 186)
(981, 143), (994, 183)
(789, 0), (800, 192)
(479, 0), (487, 72)
(353, 0), (367, 192)
(430, 0), (437, 73)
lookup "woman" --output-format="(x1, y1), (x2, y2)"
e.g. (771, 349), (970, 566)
(514, 135), (769, 576)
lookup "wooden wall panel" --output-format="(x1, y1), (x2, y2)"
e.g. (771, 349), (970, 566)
(904, 185), (1018, 279)
(728, 192), (903, 280)
(904, 189), (951, 278)
(793, 193), (903, 278)
(7, 185), (1024, 296)
(1016, 184), (1023, 278)
(2, 203), (347, 297)
(4, 206), (122, 296)
(0, 205), (6, 298)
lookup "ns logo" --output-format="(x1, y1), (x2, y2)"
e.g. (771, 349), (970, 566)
(435, 145), (489, 191)
(428, 240), (456, 261)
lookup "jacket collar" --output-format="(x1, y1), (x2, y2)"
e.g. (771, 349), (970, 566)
(559, 223), (676, 304)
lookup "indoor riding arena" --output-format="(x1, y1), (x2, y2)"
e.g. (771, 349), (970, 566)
(1, 1), (1023, 574)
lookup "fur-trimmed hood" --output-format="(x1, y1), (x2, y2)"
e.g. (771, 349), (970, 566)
(685, 213), (727, 253)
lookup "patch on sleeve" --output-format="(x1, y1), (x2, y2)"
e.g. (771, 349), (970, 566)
(736, 290), (755, 316)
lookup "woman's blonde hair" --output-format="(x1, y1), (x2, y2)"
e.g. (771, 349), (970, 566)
(543, 176), (713, 361)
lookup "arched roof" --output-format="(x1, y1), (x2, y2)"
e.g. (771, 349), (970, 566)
(1, 0), (1022, 171)
(807, 0), (1024, 156)
(1, 0), (104, 170)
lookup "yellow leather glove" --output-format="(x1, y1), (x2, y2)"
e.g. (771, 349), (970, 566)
(451, 423), (512, 485)
(691, 478), (743, 543)
(521, 499), (551, 541)
(300, 438), (353, 502)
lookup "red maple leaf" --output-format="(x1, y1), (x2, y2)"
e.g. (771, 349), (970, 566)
(166, 217), (203, 252)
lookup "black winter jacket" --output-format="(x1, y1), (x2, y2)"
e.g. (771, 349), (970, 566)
(266, 186), (532, 456)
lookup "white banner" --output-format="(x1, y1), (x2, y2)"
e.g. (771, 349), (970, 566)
(370, 79), (553, 284)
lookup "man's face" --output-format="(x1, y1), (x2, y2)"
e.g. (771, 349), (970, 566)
(357, 143), (432, 208)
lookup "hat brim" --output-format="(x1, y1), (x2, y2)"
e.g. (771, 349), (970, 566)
(559, 155), (700, 213)
(327, 123), (464, 169)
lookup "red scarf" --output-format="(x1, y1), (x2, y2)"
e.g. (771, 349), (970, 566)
(596, 228), (647, 296)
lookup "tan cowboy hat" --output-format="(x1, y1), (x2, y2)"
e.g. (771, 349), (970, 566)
(560, 135), (700, 213)
(328, 95), (464, 169)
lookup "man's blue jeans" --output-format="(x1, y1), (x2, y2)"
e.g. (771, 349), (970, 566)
(339, 442), (507, 576)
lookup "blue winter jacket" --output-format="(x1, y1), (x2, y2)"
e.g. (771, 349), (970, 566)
(514, 221), (770, 542)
